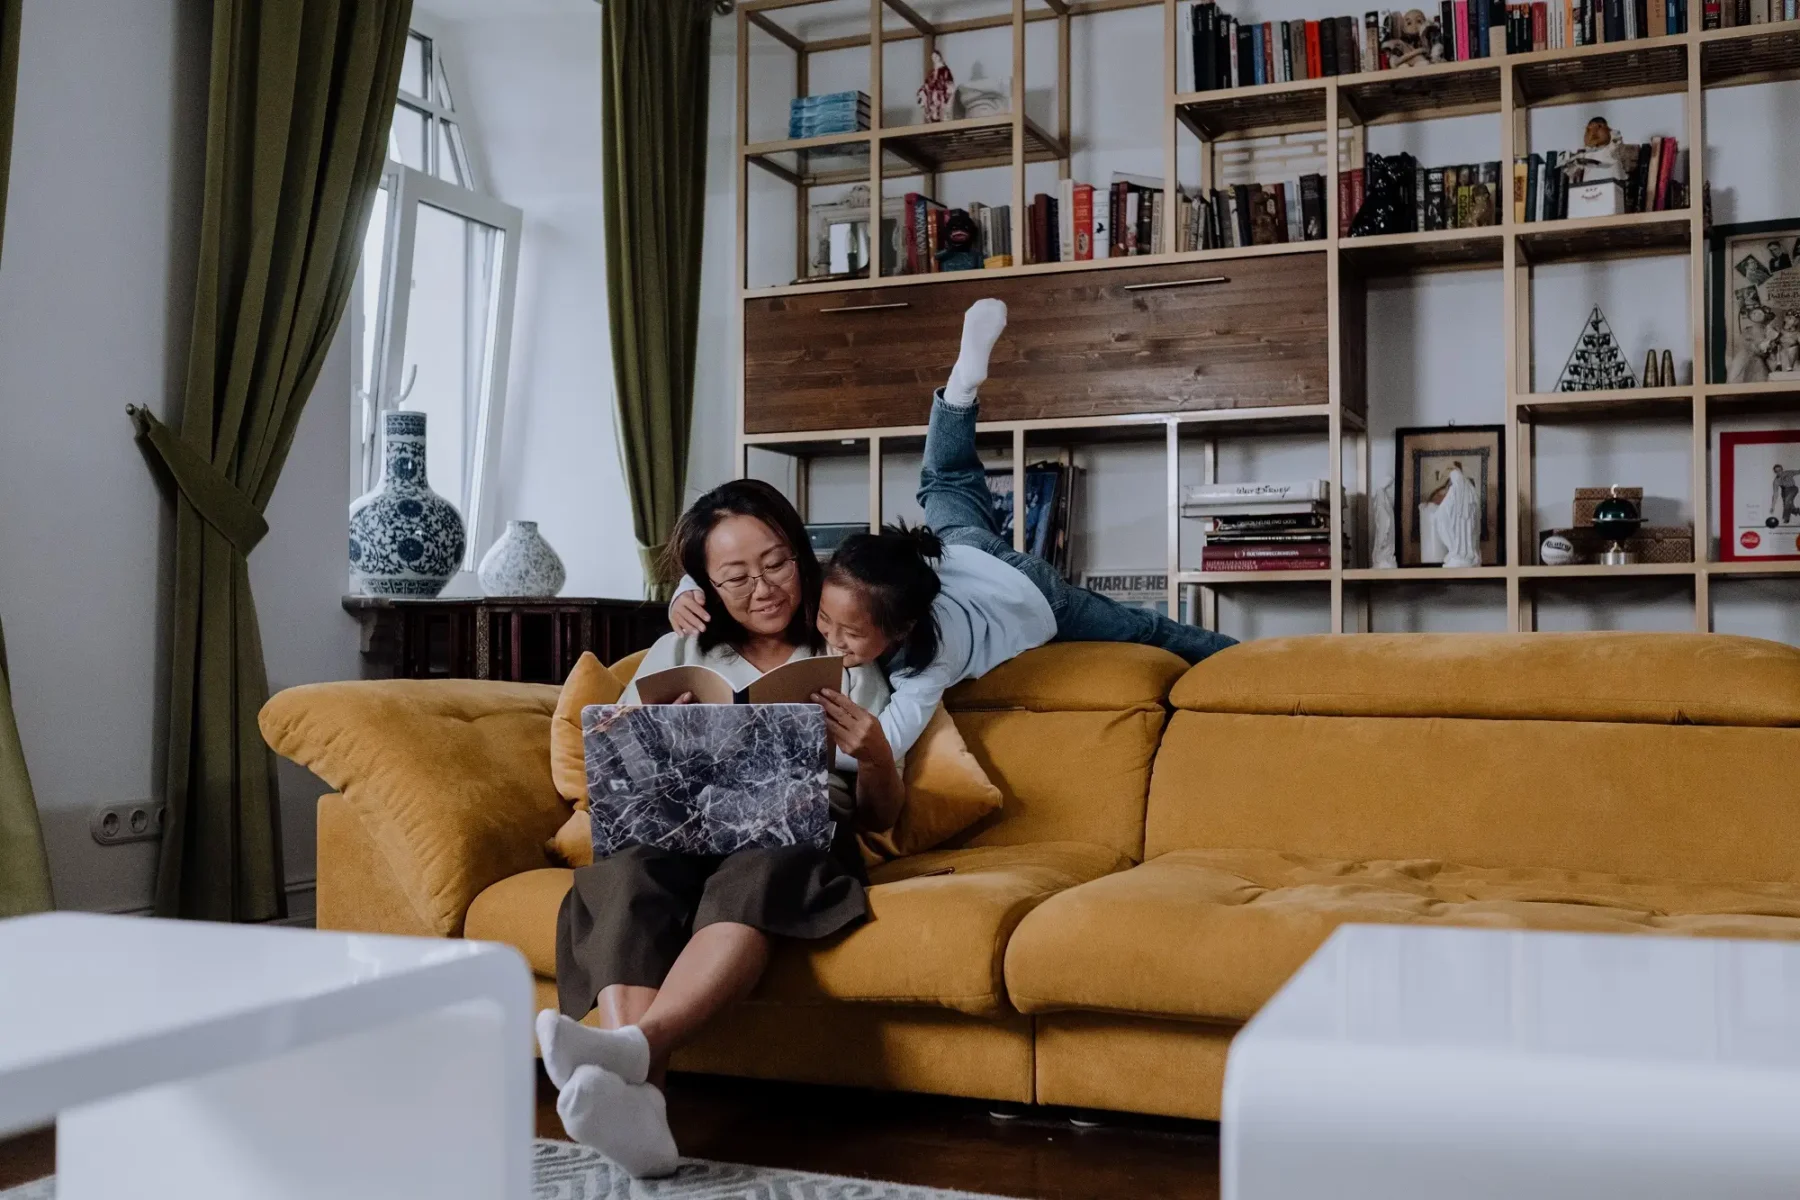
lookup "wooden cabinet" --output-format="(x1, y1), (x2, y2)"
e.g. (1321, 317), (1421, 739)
(743, 254), (1330, 435)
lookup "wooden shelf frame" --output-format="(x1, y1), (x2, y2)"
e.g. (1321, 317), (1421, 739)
(733, 1), (1800, 638)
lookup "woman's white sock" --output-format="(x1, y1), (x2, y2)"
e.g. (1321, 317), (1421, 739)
(556, 1065), (680, 1179)
(536, 1009), (651, 1088)
(943, 298), (1009, 409)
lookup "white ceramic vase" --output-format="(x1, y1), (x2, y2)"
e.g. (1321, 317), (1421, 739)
(477, 520), (566, 597)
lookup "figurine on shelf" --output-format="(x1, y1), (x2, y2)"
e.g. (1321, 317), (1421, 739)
(935, 208), (982, 272)
(1381, 9), (1442, 68)
(1563, 117), (1627, 185)
(1348, 151), (1417, 237)
(918, 50), (956, 124)
(1437, 465), (1483, 569)
(1371, 480), (1398, 570)
(1644, 349), (1662, 387)
(1662, 349), (1676, 387)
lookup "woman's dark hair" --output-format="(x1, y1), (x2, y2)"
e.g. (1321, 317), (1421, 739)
(663, 479), (824, 655)
(824, 522), (943, 672)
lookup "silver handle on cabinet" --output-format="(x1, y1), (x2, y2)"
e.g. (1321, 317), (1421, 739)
(822, 302), (911, 313)
(1122, 276), (1230, 292)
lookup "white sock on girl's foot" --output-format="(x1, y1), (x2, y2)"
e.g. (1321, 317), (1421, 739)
(556, 1065), (680, 1180)
(536, 1009), (651, 1088)
(943, 298), (1009, 409)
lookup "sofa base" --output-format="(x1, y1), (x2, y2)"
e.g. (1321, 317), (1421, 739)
(534, 978), (1035, 1103)
(1034, 1011), (1238, 1121)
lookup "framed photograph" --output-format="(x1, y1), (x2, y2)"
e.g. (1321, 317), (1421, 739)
(1395, 425), (1506, 567)
(1720, 431), (1800, 562)
(1708, 219), (1800, 385)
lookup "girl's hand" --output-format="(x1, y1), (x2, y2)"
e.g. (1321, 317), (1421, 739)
(669, 590), (710, 637)
(814, 689), (892, 766)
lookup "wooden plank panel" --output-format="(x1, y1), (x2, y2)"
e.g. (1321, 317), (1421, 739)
(744, 254), (1331, 433)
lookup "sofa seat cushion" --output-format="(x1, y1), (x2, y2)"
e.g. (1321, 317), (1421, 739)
(465, 842), (1127, 1017)
(1004, 848), (1800, 1024)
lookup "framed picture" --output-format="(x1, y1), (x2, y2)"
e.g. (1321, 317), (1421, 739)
(1720, 431), (1800, 562)
(1708, 219), (1800, 385)
(1395, 425), (1506, 567)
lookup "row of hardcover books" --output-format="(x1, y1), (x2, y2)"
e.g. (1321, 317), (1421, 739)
(1343, 156), (1505, 236)
(1026, 174), (1168, 264)
(1184, 481), (1335, 572)
(1184, 177), (1330, 251)
(1514, 137), (1686, 221)
(898, 195), (1013, 274)
(1504, 0), (1691, 48)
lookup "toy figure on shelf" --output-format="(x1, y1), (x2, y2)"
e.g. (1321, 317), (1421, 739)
(1348, 152), (1417, 236)
(1562, 117), (1627, 184)
(1381, 9), (1442, 68)
(918, 50), (956, 124)
(936, 208), (982, 272)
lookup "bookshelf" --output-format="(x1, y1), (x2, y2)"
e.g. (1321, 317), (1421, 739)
(732, 0), (1800, 637)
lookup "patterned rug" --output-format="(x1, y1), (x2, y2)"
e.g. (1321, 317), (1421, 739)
(0, 1138), (1017, 1199)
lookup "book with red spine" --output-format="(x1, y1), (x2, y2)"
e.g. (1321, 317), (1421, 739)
(1263, 22), (1277, 82)
(1202, 542), (1331, 559)
(1532, 1), (1547, 46)
(1199, 552), (1333, 570)
(1072, 183), (1095, 259)
(1453, 0), (1471, 55)
(1306, 20), (1323, 76)
(1654, 136), (1678, 210)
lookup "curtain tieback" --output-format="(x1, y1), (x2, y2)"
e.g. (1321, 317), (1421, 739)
(127, 406), (270, 557)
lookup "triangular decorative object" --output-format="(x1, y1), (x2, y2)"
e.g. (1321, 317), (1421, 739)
(1556, 305), (1638, 392)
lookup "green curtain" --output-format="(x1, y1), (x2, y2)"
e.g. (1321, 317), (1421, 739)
(0, 0), (55, 919)
(603, 0), (712, 598)
(129, 0), (411, 921)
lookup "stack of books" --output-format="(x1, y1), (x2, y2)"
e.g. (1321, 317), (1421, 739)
(1186, 176), (1329, 249)
(1185, 481), (1333, 572)
(1344, 157), (1504, 236)
(1514, 137), (1685, 222)
(788, 91), (870, 139)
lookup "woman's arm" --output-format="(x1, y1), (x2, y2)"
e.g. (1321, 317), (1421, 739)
(816, 690), (905, 832)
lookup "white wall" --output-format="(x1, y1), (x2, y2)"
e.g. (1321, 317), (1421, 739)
(697, 6), (1800, 643)
(0, 0), (360, 913)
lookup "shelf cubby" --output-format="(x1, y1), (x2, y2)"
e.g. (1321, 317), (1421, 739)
(1513, 210), (1693, 265)
(1340, 227), (1505, 275)
(1511, 39), (1691, 108)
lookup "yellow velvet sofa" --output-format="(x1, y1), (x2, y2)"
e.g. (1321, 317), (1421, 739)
(263, 631), (1800, 1122)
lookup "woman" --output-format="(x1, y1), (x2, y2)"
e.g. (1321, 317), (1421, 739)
(673, 299), (1236, 763)
(536, 480), (901, 1178)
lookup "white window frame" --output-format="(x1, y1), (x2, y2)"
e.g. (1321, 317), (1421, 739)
(353, 25), (521, 571)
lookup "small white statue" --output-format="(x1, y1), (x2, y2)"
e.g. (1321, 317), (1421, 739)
(1437, 464), (1482, 569)
(918, 50), (955, 124)
(1371, 481), (1398, 570)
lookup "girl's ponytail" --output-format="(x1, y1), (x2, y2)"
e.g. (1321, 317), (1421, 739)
(826, 521), (943, 671)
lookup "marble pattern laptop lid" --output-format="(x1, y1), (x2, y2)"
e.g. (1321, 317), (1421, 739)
(582, 703), (834, 858)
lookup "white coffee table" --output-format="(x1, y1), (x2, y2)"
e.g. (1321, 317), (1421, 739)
(0, 912), (535, 1199)
(1223, 924), (1800, 1200)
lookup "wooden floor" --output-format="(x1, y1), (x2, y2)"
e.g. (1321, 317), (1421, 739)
(2, 1072), (1221, 1199)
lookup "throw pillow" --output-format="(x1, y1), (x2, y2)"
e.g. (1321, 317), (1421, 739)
(551, 652), (624, 806)
(860, 704), (1003, 864)
(547, 808), (594, 868)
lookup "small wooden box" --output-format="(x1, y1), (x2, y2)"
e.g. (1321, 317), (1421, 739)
(1573, 487), (1645, 527)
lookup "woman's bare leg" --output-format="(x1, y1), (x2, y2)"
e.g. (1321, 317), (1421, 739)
(634, 922), (770, 1084)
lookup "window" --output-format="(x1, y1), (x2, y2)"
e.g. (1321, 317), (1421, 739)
(356, 29), (522, 570)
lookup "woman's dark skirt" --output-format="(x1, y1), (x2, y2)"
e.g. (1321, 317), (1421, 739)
(555, 819), (868, 1018)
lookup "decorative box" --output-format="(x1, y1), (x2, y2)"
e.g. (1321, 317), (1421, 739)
(1574, 486), (1645, 527)
(1540, 526), (1694, 565)
(1566, 179), (1625, 220)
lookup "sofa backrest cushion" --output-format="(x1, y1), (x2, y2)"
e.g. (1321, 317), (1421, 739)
(1147, 633), (1800, 883)
(943, 643), (1188, 861)
(1173, 631), (1800, 726)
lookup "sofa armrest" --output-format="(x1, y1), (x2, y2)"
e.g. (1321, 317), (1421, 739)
(261, 679), (565, 937)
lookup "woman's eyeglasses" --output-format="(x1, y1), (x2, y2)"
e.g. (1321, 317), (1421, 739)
(711, 556), (798, 599)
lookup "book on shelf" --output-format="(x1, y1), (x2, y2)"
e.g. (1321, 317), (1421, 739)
(1346, 155), (1502, 236)
(1198, 549), (1333, 570)
(1514, 135), (1685, 222)
(1183, 480), (1330, 504)
(1184, 176), (1327, 250)
(987, 462), (1083, 578)
(787, 91), (871, 139)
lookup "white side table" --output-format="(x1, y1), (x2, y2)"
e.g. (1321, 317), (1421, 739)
(0, 912), (534, 1200)
(1223, 924), (1800, 1200)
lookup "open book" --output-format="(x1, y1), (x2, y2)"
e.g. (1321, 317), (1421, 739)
(631, 655), (845, 706)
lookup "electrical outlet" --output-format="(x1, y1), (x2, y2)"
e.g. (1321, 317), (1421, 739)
(91, 800), (165, 846)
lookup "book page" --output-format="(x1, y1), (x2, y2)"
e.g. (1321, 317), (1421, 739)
(631, 664), (735, 706)
(746, 655), (845, 705)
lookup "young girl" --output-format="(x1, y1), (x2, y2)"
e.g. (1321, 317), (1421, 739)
(540, 480), (901, 1177)
(672, 299), (1236, 761)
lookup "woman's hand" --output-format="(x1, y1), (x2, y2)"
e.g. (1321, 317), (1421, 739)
(669, 590), (710, 637)
(814, 688), (892, 767)
(671, 691), (695, 705)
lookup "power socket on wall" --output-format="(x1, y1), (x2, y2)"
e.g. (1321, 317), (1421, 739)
(91, 801), (165, 846)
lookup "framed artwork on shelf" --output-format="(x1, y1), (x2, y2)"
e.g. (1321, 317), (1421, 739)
(1708, 219), (1800, 385)
(1720, 431), (1800, 563)
(1395, 425), (1506, 567)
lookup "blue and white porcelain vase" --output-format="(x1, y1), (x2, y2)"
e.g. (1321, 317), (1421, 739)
(348, 411), (466, 597)
(477, 520), (567, 597)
